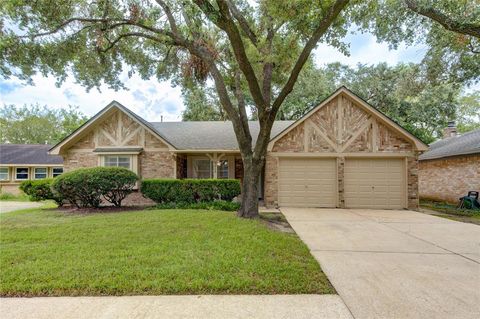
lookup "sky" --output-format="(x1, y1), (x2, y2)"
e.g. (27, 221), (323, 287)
(0, 31), (433, 122)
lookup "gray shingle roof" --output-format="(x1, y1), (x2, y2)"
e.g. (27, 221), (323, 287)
(0, 144), (63, 165)
(419, 129), (480, 161)
(151, 121), (294, 150)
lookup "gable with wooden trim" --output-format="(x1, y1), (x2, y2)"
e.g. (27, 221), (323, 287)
(268, 87), (428, 153)
(264, 87), (427, 210)
(49, 101), (175, 155)
(50, 102), (177, 180)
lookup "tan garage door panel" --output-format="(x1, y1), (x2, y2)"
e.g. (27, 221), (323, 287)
(279, 158), (336, 207)
(345, 158), (405, 209)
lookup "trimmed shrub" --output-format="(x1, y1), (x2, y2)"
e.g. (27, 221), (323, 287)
(23, 178), (63, 206)
(19, 180), (34, 195)
(96, 168), (139, 206)
(153, 200), (240, 211)
(141, 179), (241, 204)
(52, 167), (138, 208)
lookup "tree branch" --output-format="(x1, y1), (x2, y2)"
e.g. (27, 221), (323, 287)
(226, 0), (258, 47)
(193, 0), (266, 110)
(234, 69), (251, 140)
(405, 0), (480, 38)
(262, 17), (275, 107)
(271, 0), (349, 115)
(96, 32), (168, 53)
(155, 0), (179, 36)
(19, 17), (123, 39)
(21, 17), (176, 42)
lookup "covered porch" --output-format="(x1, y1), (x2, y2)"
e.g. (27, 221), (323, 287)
(175, 151), (243, 180)
(174, 151), (264, 199)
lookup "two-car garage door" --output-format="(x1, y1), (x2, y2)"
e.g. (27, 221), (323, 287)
(278, 158), (405, 209)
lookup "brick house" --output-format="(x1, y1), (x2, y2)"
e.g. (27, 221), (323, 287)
(419, 124), (480, 204)
(49, 87), (427, 209)
(0, 144), (64, 195)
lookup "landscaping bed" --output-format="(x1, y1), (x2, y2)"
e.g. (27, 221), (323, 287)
(420, 199), (480, 225)
(0, 207), (333, 296)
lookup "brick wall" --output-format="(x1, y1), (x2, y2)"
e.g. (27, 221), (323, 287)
(272, 124), (304, 152)
(408, 156), (419, 209)
(264, 155), (278, 206)
(337, 157), (345, 207)
(139, 151), (175, 179)
(264, 93), (420, 209)
(0, 184), (22, 195)
(62, 150), (176, 180)
(419, 155), (480, 204)
(63, 152), (97, 172)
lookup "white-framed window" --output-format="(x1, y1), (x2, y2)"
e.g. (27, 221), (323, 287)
(15, 167), (29, 180)
(0, 167), (9, 181)
(192, 158), (230, 179)
(217, 160), (229, 179)
(52, 167), (63, 177)
(34, 167), (47, 179)
(103, 156), (131, 169)
(193, 159), (213, 179)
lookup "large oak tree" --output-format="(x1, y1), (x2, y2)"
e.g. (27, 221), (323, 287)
(1, 0), (478, 217)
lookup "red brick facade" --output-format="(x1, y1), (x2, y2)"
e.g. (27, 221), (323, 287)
(419, 155), (480, 203)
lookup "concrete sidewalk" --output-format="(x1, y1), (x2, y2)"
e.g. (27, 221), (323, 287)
(0, 201), (42, 213)
(0, 295), (353, 319)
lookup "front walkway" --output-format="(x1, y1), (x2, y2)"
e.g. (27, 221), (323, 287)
(0, 201), (42, 213)
(1, 295), (352, 319)
(282, 208), (480, 319)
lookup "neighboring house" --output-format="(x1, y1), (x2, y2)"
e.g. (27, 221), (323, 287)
(49, 87), (427, 209)
(419, 124), (480, 204)
(0, 144), (64, 195)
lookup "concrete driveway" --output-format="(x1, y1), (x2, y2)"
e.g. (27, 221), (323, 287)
(0, 201), (42, 213)
(282, 208), (480, 319)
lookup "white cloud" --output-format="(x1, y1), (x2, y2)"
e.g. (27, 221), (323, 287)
(314, 33), (428, 67)
(0, 74), (184, 121)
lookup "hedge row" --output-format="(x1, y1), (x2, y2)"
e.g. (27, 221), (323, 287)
(141, 179), (241, 204)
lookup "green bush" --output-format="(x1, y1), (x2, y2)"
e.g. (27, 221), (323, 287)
(141, 179), (241, 204)
(19, 180), (34, 195)
(153, 200), (240, 211)
(52, 167), (138, 208)
(22, 178), (63, 206)
(95, 168), (139, 206)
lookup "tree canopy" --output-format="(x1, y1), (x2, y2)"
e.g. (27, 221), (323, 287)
(182, 61), (479, 144)
(1, 0), (478, 217)
(0, 104), (87, 144)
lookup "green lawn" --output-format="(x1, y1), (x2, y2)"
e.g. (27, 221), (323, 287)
(0, 207), (333, 296)
(0, 192), (30, 201)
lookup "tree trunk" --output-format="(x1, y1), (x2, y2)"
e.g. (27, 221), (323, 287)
(237, 156), (262, 218)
